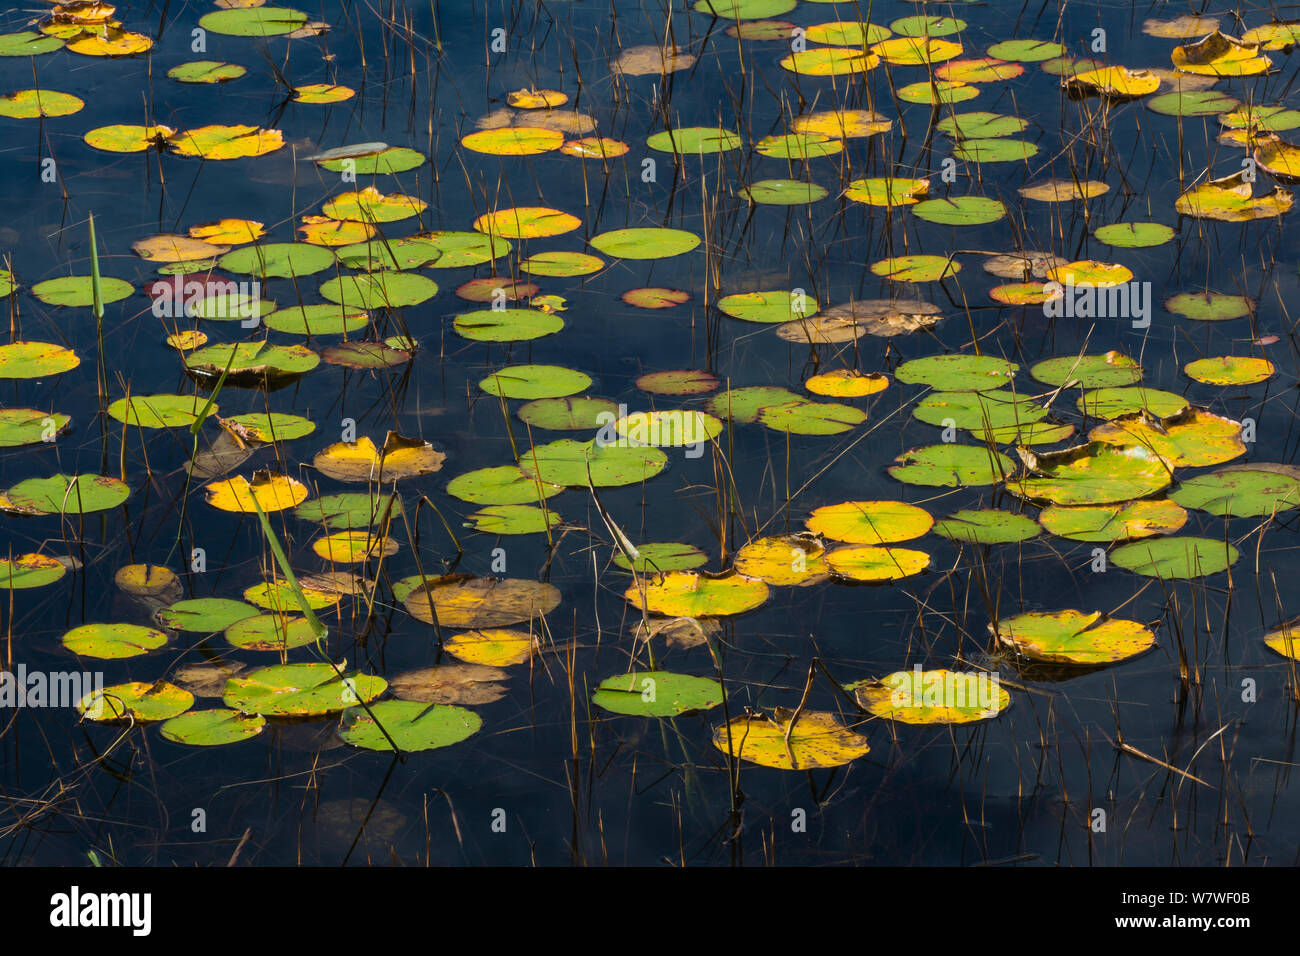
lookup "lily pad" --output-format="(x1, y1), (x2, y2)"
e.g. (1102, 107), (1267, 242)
(592, 671), (724, 717)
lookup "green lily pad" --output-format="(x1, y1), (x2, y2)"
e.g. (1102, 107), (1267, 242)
(319, 147), (427, 174)
(445, 466), (564, 505)
(1111, 536), (1239, 578)
(1094, 222), (1176, 247)
(706, 386), (801, 423)
(184, 342), (320, 382)
(479, 365), (591, 399)
(167, 61), (246, 84)
(1147, 90), (1240, 116)
(952, 138), (1038, 162)
(1165, 292), (1253, 321)
(985, 39), (1066, 61)
(646, 127), (742, 154)
(78, 682), (194, 724)
(156, 598), (260, 633)
(319, 272), (437, 309)
(198, 7), (309, 37)
(936, 112), (1028, 139)
(912, 196), (1007, 225)
(718, 290), (819, 323)
(518, 439), (668, 487)
(221, 413), (316, 442)
(1076, 386), (1188, 420)
(758, 400), (866, 435)
(740, 179), (829, 204)
(0, 32), (65, 57)
(0, 409), (70, 447)
(1038, 498), (1188, 542)
(896, 354), (1017, 391)
(107, 394), (216, 429)
(159, 709), (266, 746)
(224, 663), (387, 718)
(453, 308), (563, 342)
(31, 275), (133, 307)
(295, 492), (400, 528)
(1008, 442), (1173, 505)
(62, 622), (168, 659)
(589, 228), (700, 260)
(1171, 465), (1300, 517)
(0, 554), (68, 589)
(465, 504), (563, 535)
(592, 671), (724, 717)
(888, 444), (1014, 487)
(264, 304), (370, 335)
(225, 614), (322, 651)
(337, 699), (481, 752)
(6, 474), (130, 515)
(612, 542), (708, 572)
(913, 389), (1049, 429)
(996, 610), (1157, 665)
(518, 396), (620, 430)
(0, 342), (79, 379)
(218, 243), (335, 279)
(932, 509), (1040, 543)
(1030, 352), (1143, 388)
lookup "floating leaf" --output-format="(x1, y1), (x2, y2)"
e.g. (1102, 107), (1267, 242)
(338, 700), (481, 752)
(518, 438), (666, 487)
(444, 629), (538, 667)
(518, 250), (601, 276)
(313, 433), (444, 483)
(805, 370), (888, 397)
(936, 58), (1023, 83)
(31, 275), (132, 307)
(706, 386), (801, 423)
(780, 47), (879, 75)
(845, 177), (929, 206)
(462, 126), (563, 155)
(790, 108), (891, 137)
(1111, 536), (1239, 578)
(806, 500), (932, 544)
(0, 409), (70, 446)
(170, 124), (284, 160)
(205, 471), (309, 513)
(896, 354), (1017, 391)
(198, 6), (308, 36)
(733, 534), (827, 586)
(108, 394), (215, 429)
(404, 575), (561, 628)
(1065, 66), (1160, 98)
(718, 290), (817, 323)
(320, 272), (439, 309)
(322, 187), (426, 223)
(897, 80), (978, 104)
(871, 255), (960, 282)
(996, 610), (1157, 664)
(825, 545), (929, 582)
(935, 111), (1027, 139)
(1094, 222), (1176, 247)
(952, 138), (1038, 162)
(1171, 31), (1271, 76)
(1039, 499), (1188, 543)
(225, 614), (321, 651)
(0, 89), (83, 118)
(758, 400), (866, 435)
(1170, 464), (1300, 517)
(986, 39), (1065, 61)
(889, 444), (1013, 487)
(1008, 442), (1172, 505)
(712, 710), (869, 770)
(852, 669), (1009, 724)
(1148, 89), (1240, 116)
(159, 709), (265, 746)
(221, 413), (316, 443)
(224, 663), (385, 718)
(932, 509), (1039, 544)
(168, 60), (246, 84)
(1089, 408), (1246, 468)
(912, 389), (1048, 429)
(294, 492), (398, 529)
(646, 127), (741, 154)
(157, 598), (259, 633)
(593, 671), (723, 717)
(589, 227), (699, 260)
(453, 307), (563, 342)
(636, 369), (719, 396)
(1184, 355), (1274, 385)
(5, 474), (129, 515)
(480, 365), (590, 400)
(1076, 386), (1188, 420)
(1165, 292), (1253, 321)
(0, 554), (67, 589)
(613, 542), (708, 573)
(219, 243), (334, 278)
(624, 570), (768, 617)
(78, 682), (193, 723)
(1175, 171), (1293, 221)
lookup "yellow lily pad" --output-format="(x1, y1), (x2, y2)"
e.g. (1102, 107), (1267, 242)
(205, 471), (309, 513)
(806, 500), (932, 544)
(852, 668), (1010, 724)
(623, 570), (769, 617)
(712, 709), (870, 770)
(995, 609), (1157, 665)
(313, 433), (445, 482)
